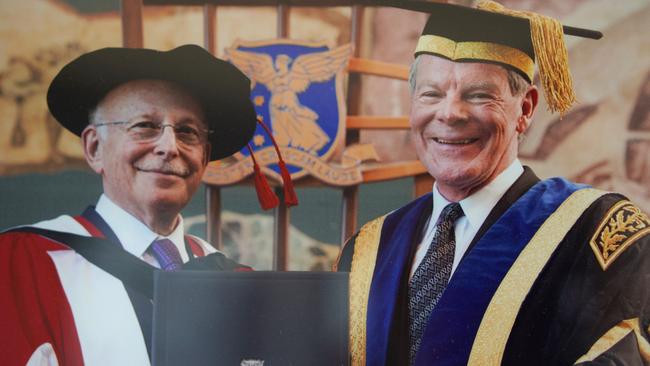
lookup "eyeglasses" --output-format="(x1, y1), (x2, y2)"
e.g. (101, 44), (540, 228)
(94, 121), (212, 146)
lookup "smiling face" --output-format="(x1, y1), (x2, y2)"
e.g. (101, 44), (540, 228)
(410, 55), (537, 201)
(82, 79), (210, 234)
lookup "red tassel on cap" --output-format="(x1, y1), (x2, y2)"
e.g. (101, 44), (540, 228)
(278, 160), (298, 206)
(247, 144), (279, 210)
(256, 119), (298, 207)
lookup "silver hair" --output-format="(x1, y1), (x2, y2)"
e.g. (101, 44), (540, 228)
(408, 54), (530, 97)
(88, 106), (107, 139)
(408, 56), (421, 95)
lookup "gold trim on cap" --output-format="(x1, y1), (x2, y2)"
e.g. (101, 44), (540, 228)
(415, 34), (535, 82)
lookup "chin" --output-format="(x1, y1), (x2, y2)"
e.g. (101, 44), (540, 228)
(430, 162), (487, 190)
(146, 191), (190, 212)
(430, 160), (473, 180)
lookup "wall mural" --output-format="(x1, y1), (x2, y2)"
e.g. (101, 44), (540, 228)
(0, 42), (87, 174)
(1, 0), (648, 270)
(518, 0), (650, 212)
(0, 0), (350, 175)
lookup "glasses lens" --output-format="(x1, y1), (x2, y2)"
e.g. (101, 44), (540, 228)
(174, 124), (203, 145)
(127, 121), (161, 141)
(125, 121), (206, 145)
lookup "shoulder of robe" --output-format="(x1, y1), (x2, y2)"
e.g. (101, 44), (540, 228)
(589, 198), (650, 271)
(334, 215), (387, 272)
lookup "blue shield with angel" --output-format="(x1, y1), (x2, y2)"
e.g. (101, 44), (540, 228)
(223, 40), (351, 181)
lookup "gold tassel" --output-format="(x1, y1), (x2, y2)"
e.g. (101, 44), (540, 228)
(477, 0), (577, 115)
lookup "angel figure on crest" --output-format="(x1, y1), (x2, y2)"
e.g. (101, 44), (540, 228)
(225, 44), (351, 154)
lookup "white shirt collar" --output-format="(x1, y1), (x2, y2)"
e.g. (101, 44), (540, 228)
(431, 189), (452, 227)
(411, 160), (524, 279)
(431, 159), (524, 226)
(457, 160), (524, 232)
(432, 159), (524, 232)
(95, 194), (189, 262)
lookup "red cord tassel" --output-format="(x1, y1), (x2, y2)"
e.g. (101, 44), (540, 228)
(256, 119), (299, 207)
(278, 160), (298, 207)
(252, 164), (279, 210)
(247, 144), (279, 210)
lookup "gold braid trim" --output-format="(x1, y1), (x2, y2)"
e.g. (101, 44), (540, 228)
(468, 188), (606, 365)
(589, 200), (650, 271)
(574, 318), (650, 363)
(349, 215), (386, 366)
(415, 35), (535, 81)
(477, 0), (577, 115)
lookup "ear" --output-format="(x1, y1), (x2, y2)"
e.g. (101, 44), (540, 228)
(82, 125), (104, 174)
(517, 85), (539, 134)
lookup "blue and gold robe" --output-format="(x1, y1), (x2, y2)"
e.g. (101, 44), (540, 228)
(337, 168), (650, 365)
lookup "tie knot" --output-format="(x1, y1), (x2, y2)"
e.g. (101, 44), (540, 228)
(149, 238), (183, 271)
(440, 202), (464, 224)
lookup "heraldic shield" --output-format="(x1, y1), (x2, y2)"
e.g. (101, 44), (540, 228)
(206, 39), (357, 185)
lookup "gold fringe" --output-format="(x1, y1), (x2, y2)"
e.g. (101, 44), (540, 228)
(477, 0), (577, 115)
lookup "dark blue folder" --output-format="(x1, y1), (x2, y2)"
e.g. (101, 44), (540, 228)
(152, 271), (349, 366)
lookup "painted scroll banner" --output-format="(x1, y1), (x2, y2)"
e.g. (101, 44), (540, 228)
(205, 144), (379, 187)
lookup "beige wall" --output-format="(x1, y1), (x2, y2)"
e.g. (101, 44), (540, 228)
(1, 0), (649, 214)
(0, 1), (350, 174)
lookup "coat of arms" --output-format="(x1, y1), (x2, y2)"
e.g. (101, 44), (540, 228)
(205, 39), (377, 186)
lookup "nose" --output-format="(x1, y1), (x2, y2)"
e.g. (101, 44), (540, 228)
(153, 125), (180, 159)
(437, 94), (467, 125)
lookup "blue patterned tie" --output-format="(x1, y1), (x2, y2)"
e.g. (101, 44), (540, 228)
(408, 202), (464, 364)
(149, 238), (183, 271)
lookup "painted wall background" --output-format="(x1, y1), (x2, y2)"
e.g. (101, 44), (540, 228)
(1, 0), (648, 269)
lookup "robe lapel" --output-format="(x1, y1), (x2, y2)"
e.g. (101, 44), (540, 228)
(79, 206), (155, 361)
(463, 166), (540, 260)
(414, 176), (583, 365)
(366, 194), (432, 366)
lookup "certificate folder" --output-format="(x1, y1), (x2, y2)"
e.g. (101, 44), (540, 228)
(152, 271), (349, 366)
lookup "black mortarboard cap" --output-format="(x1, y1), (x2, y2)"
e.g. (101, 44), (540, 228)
(384, 0), (603, 115)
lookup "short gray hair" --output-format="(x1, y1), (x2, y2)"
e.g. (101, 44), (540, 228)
(408, 56), (421, 95)
(408, 55), (530, 97)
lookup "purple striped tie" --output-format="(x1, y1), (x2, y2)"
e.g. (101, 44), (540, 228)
(149, 238), (183, 271)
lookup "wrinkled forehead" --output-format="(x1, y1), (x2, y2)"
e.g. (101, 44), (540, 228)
(95, 79), (207, 126)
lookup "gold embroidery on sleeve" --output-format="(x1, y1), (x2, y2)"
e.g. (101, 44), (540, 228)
(590, 201), (650, 271)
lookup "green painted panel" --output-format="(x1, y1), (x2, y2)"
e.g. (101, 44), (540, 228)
(0, 171), (417, 245)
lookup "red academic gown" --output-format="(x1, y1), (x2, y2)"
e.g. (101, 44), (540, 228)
(0, 212), (229, 366)
(1, 225), (85, 365)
